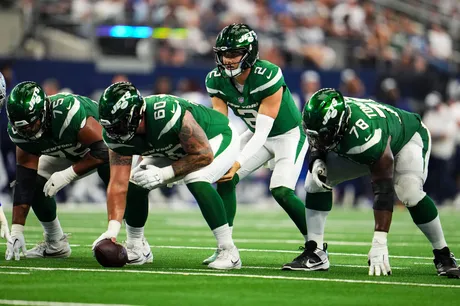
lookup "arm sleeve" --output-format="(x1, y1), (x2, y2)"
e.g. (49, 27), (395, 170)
(237, 114), (274, 167)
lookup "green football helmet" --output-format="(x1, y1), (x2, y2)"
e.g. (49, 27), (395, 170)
(6, 81), (50, 140)
(302, 88), (349, 151)
(214, 23), (259, 78)
(99, 82), (145, 142)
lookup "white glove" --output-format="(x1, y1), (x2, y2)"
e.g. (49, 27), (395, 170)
(368, 232), (391, 276)
(5, 224), (27, 261)
(312, 159), (333, 190)
(43, 166), (78, 197)
(0, 205), (11, 242)
(131, 165), (175, 190)
(92, 220), (122, 250)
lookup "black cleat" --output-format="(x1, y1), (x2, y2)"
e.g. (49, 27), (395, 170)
(282, 240), (329, 271)
(433, 247), (460, 278)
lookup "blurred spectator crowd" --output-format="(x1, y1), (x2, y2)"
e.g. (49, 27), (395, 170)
(1, 0), (459, 71)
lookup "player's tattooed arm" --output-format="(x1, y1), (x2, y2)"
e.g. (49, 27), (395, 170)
(173, 111), (213, 177)
(107, 150), (132, 222)
(370, 137), (394, 233)
(13, 147), (39, 225)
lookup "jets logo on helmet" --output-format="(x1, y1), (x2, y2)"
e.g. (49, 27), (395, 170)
(111, 91), (131, 114)
(237, 31), (257, 43)
(322, 98), (338, 125)
(29, 87), (43, 111)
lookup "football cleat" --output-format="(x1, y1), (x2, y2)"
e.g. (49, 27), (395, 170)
(125, 237), (153, 265)
(433, 247), (460, 278)
(26, 234), (71, 258)
(207, 245), (242, 270)
(282, 240), (329, 271)
(202, 249), (219, 265)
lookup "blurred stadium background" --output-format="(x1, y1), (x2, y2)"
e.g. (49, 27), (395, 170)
(1, 0), (460, 210)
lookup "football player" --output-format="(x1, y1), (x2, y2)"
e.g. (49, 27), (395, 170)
(204, 23), (309, 264)
(93, 82), (241, 269)
(4, 82), (116, 261)
(283, 88), (460, 278)
(0, 72), (11, 242)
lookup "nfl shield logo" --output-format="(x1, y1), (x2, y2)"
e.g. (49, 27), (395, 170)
(238, 97), (244, 103)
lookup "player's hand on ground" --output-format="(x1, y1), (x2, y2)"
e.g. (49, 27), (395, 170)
(218, 162), (241, 183)
(368, 240), (391, 276)
(312, 159), (333, 190)
(5, 231), (27, 260)
(131, 165), (164, 190)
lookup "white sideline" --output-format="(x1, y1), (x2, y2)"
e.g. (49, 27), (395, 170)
(0, 272), (30, 275)
(0, 300), (138, 306)
(0, 266), (457, 289)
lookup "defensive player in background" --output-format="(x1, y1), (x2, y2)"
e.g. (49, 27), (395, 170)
(0, 72), (11, 242)
(284, 88), (460, 278)
(94, 82), (241, 269)
(205, 23), (308, 265)
(3, 82), (154, 263)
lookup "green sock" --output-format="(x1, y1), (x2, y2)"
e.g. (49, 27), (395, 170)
(305, 192), (333, 211)
(408, 195), (438, 224)
(187, 182), (228, 230)
(216, 174), (239, 227)
(124, 182), (150, 227)
(32, 175), (57, 222)
(271, 186), (307, 235)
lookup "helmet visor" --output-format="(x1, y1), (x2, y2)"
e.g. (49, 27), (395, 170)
(304, 126), (339, 152)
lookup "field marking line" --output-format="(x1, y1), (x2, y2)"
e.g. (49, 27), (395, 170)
(0, 266), (457, 289)
(0, 300), (139, 306)
(0, 272), (30, 275)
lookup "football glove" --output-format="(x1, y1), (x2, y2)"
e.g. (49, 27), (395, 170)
(368, 234), (391, 276)
(43, 167), (78, 197)
(131, 165), (174, 190)
(312, 159), (333, 190)
(5, 225), (27, 261)
(92, 220), (121, 250)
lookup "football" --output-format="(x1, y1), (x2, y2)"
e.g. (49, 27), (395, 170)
(94, 239), (128, 268)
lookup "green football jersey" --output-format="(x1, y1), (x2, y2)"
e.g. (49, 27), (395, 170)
(335, 97), (422, 165)
(103, 94), (232, 160)
(8, 93), (99, 162)
(205, 60), (301, 137)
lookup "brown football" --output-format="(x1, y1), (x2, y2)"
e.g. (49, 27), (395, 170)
(94, 239), (128, 268)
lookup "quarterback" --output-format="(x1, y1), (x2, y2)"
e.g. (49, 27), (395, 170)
(4, 82), (114, 261)
(94, 82), (241, 269)
(205, 23), (308, 264)
(284, 88), (460, 278)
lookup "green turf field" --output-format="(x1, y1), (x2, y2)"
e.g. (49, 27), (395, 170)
(1, 205), (460, 306)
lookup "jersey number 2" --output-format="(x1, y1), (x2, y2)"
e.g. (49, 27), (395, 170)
(236, 109), (258, 129)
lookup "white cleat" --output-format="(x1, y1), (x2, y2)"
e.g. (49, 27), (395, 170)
(207, 245), (242, 270)
(126, 237), (153, 265)
(202, 249), (219, 265)
(26, 234), (71, 258)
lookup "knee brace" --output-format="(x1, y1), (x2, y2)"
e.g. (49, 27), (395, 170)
(394, 174), (426, 207)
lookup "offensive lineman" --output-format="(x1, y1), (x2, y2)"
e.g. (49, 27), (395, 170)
(4, 81), (151, 264)
(204, 23), (309, 265)
(284, 88), (460, 278)
(93, 82), (242, 269)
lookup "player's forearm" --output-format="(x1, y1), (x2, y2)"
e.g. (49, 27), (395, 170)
(12, 204), (30, 225)
(106, 186), (128, 223)
(72, 153), (106, 176)
(172, 152), (213, 177)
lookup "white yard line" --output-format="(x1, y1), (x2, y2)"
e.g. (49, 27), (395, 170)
(0, 272), (30, 275)
(0, 300), (138, 306)
(0, 266), (456, 289)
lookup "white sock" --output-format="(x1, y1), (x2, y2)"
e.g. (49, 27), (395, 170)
(126, 224), (144, 244)
(212, 224), (234, 249)
(303, 234), (309, 242)
(416, 216), (448, 250)
(306, 208), (329, 247)
(41, 217), (64, 241)
(229, 226), (233, 238)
